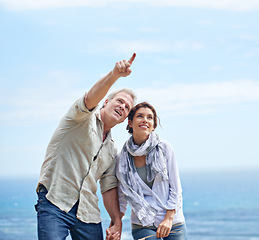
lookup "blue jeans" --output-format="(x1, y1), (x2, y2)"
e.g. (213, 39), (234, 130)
(132, 223), (187, 240)
(35, 186), (103, 240)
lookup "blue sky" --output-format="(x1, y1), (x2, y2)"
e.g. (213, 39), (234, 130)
(0, 0), (259, 178)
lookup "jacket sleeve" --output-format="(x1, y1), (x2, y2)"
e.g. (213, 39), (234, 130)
(99, 158), (118, 194)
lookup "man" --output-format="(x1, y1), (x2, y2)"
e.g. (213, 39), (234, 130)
(35, 53), (137, 240)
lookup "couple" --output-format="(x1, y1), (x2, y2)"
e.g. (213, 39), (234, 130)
(35, 53), (187, 240)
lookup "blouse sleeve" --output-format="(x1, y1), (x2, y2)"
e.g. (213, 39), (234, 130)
(115, 156), (128, 214)
(163, 142), (183, 212)
(118, 182), (128, 214)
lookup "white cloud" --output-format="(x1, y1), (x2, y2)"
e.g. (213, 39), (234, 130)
(197, 20), (213, 26)
(0, 70), (87, 125)
(1, 0), (259, 11)
(95, 28), (120, 33)
(135, 79), (259, 116)
(0, 0), (101, 11)
(209, 66), (223, 71)
(159, 58), (180, 64)
(89, 40), (167, 54)
(0, 89), (83, 125)
(148, 0), (259, 11)
(88, 40), (203, 54)
(1, 79), (259, 125)
(137, 28), (161, 33)
(240, 34), (259, 44)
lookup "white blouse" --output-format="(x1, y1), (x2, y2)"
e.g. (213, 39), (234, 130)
(117, 140), (185, 228)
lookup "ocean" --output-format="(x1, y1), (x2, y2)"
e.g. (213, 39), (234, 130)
(0, 169), (258, 240)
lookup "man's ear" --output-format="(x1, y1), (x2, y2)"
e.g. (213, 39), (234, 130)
(103, 99), (109, 107)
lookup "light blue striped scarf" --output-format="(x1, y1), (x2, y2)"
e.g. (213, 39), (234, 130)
(117, 131), (168, 226)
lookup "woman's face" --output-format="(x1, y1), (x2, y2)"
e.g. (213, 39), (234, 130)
(128, 107), (155, 140)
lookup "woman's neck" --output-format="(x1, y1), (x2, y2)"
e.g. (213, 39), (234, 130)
(133, 134), (149, 146)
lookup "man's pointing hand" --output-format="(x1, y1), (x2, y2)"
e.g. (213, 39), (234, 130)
(113, 53), (136, 78)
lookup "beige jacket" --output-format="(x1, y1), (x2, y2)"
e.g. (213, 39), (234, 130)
(37, 94), (118, 223)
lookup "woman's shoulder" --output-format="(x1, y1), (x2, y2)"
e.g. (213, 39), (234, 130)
(158, 139), (174, 154)
(159, 139), (172, 149)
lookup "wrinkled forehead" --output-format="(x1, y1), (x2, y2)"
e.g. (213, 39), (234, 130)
(113, 92), (134, 108)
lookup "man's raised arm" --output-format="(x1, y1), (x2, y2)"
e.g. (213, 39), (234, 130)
(85, 53), (136, 110)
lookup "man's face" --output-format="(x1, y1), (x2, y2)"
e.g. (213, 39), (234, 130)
(103, 92), (134, 125)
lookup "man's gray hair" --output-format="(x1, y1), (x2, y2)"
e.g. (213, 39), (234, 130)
(106, 88), (137, 106)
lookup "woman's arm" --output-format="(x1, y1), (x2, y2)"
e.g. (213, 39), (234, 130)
(156, 142), (182, 238)
(164, 142), (183, 211)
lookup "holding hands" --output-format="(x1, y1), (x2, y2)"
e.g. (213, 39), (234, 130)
(105, 220), (122, 240)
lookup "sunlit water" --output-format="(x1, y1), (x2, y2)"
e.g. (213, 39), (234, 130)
(0, 169), (258, 240)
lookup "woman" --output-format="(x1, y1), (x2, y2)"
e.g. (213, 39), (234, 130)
(116, 102), (187, 240)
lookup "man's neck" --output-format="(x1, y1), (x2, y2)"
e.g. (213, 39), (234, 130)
(100, 109), (113, 141)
